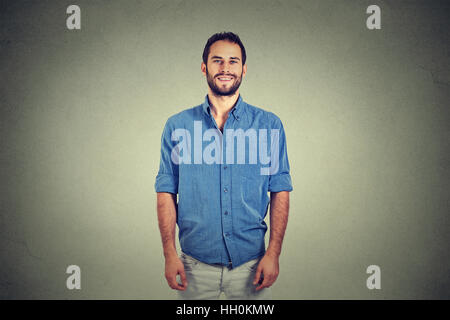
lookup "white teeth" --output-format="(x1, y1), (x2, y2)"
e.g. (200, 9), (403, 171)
(218, 77), (232, 80)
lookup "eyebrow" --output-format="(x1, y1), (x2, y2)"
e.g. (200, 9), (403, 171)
(210, 55), (241, 61)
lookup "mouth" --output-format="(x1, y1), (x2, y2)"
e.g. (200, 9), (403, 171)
(216, 76), (234, 82)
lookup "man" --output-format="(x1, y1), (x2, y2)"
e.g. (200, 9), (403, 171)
(155, 32), (293, 300)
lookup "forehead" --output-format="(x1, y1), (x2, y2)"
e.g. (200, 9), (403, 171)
(208, 40), (242, 60)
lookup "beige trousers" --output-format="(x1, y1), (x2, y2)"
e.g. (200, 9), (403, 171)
(178, 252), (272, 300)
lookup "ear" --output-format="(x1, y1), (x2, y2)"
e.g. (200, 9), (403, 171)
(201, 62), (207, 76)
(242, 63), (247, 78)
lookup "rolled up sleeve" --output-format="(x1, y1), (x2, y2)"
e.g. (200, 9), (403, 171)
(155, 119), (179, 194)
(268, 117), (293, 193)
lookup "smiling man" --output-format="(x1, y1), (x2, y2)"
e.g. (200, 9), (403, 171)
(155, 32), (293, 300)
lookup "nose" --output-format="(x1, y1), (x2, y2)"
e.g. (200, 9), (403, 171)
(219, 61), (232, 73)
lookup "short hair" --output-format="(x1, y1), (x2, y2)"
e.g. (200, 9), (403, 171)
(202, 32), (247, 65)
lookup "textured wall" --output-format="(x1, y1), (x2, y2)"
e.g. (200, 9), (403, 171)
(0, 0), (449, 299)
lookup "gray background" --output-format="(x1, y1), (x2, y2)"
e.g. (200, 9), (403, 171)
(0, 0), (449, 299)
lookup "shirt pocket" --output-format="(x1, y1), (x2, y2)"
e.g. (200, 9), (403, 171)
(231, 164), (269, 210)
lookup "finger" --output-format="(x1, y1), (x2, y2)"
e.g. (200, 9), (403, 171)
(179, 268), (188, 289)
(166, 275), (177, 289)
(166, 274), (177, 289)
(253, 267), (262, 285)
(256, 274), (272, 291)
(167, 274), (185, 291)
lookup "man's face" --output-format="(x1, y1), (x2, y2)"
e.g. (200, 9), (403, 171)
(202, 40), (247, 96)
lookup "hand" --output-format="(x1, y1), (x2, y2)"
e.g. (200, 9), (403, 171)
(253, 253), (279, 291)
(165, 254), (188, 291)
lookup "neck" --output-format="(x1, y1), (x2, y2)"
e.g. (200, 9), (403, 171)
(207, 90), (240, 117)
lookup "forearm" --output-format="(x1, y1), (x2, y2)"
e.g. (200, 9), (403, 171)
(157, 192), (178, 259)
(266, 191), (290, 258)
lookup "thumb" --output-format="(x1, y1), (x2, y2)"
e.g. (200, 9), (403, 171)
(253, 267), (262, 285)
(179, 267), (188, 287)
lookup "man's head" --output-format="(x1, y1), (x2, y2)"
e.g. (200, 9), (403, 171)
(201, 32), (247, 97)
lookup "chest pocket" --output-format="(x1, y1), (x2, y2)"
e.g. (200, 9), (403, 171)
(231, 164), (268, 209)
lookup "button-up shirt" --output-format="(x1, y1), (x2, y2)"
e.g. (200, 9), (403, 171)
(155, 95), (293, 268)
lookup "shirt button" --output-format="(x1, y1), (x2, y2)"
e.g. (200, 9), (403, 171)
(225, 233), (230, 237)
(224, 165), (228, 170)
(224, 211), (228, 215)
(223, 187), (228, 193)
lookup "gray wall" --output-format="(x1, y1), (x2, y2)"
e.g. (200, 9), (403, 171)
(0, 0), (449, 299)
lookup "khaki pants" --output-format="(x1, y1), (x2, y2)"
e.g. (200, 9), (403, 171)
(178, 252), (272, 300)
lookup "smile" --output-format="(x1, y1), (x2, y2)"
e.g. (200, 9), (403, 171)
(217, 77), (233, 81)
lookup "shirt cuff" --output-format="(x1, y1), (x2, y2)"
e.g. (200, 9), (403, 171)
(268, 173), (293, 192)
(155, 173), (179, 194)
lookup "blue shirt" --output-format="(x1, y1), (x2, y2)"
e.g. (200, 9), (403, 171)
(155, 95), (293, 268)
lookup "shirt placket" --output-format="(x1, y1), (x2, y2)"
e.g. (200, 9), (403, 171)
(207, 109), (237, 268)
(221, 119), (233, 268)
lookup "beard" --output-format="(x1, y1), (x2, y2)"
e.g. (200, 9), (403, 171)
(206, 66), (243, 96)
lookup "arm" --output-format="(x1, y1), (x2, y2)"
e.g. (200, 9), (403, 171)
(157, 192), (187, 291)
(254, 191), (290, 290)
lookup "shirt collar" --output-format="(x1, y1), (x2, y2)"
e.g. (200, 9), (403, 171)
(202, 94), (245, 121)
